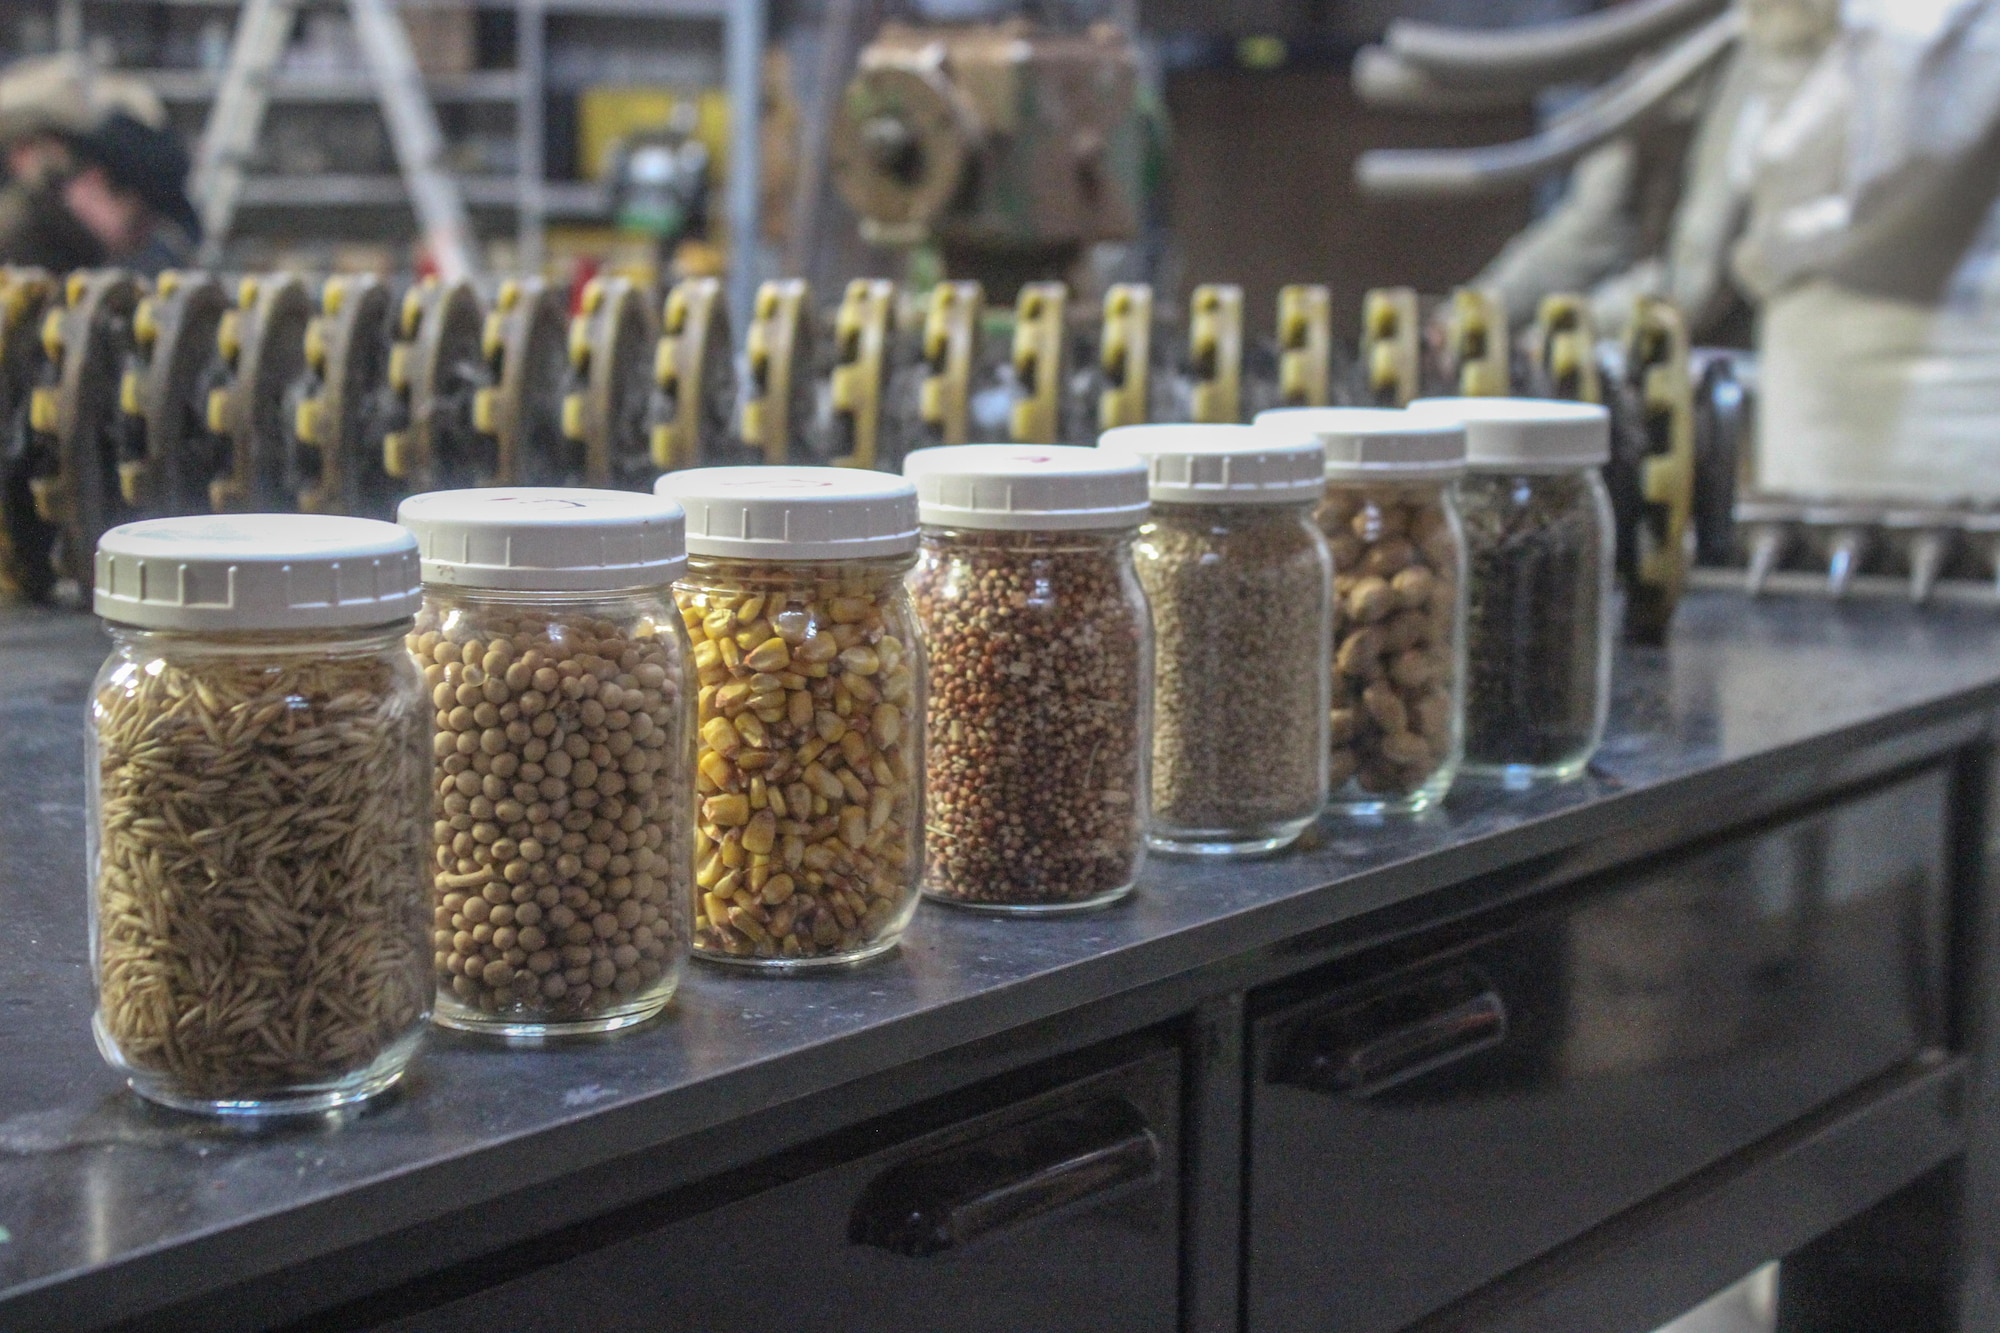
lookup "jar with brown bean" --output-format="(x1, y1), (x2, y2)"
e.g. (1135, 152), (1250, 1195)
(1259, 408), (1468, 816)
(659, 467), (924, 967)
(399, 489), (694, 1036)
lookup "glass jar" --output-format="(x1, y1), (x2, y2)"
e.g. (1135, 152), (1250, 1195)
(397, 488), (694, 1037)
(1103, 424), (1329, 854)
(89, 515), (431, 1117)
(1259, 408), (1470, 816)
(658, 466), (924, 967)
(1411, 398), (1615, 784)
(905, 445), (1152, 908)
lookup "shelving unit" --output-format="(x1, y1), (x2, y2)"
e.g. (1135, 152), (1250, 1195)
(10, 0), (764, 321)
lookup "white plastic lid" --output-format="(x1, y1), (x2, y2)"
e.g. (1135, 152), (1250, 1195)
(903, 444), (1150, 531)
(1408, 397), (1610, 470)
(398, 487), (687, 591)
(1097, 423), (1325, 505)
(657, 466), (919, 559)
(95, 514), (421, 631)
(1253, 407), (1467, 479)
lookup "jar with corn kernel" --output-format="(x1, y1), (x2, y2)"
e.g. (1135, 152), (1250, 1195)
(398, 488), (695, 1036)
(656, 467), (925, 969)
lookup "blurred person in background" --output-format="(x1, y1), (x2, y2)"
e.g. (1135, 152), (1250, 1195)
(0, 54), (200, 275)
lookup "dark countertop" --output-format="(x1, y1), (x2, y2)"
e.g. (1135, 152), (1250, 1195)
(4, 591), (1999, 1331)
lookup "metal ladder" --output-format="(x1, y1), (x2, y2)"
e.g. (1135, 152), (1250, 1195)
(190, 0), (479, 279)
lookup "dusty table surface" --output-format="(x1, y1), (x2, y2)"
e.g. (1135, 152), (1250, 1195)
(2, 591), (1998, 1329)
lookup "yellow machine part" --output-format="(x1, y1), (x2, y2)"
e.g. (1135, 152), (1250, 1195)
(1361, 286), (1420, 407)
(1277, 283), (1333, 408)
(829, 277), (896, 469)
(919, 280), (982, 447)
(1188, 284), (1243, 424)
(1010, 281), (1066, 444)
(1098, 282), (1152, 432)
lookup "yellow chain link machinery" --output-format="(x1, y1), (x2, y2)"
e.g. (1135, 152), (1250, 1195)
(1443, 287), (1510, 398)
(1098, 282), (1152, 432)
(1360, 286), (1420, 407)
(561, 274), (661, 489)
(0, 268), (56, 599)
(1009, 281), (1066, 444)
(829, 278), (897, 469)
(29, 270), (141, 586)
(1532, 293), (1603, 405)
(292, 274), (391, 514)
(918, 280), (982, 448)
(1276, 283), (1333, 409)
(1622, 296), (1696, 643)
(477, 277), (568, 488)
(741, 278), (812, 465)
(653, 276), (731, 472)
(1188, 283), (1243, 424)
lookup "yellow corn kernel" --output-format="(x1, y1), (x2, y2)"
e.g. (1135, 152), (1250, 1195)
(742, 809), (777, 855)
(701, 715), (743, 757)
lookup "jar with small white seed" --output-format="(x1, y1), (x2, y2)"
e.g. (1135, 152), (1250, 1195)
(398, 488), (695, 1036)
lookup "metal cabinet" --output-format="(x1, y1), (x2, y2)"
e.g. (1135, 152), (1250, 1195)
(1246, 768), (1955, 1333)
(372, 1039), (1181, 1333)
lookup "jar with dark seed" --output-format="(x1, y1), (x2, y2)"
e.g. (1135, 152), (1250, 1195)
(398, 488), (694, 1036)
(1259, 408), (1469, 816)
(89, 515), (432, 1117)
(659, 466), (925, 967)
(904, 445), (1151, 910)
(1410, 398), (1614, 784)
(1104, 423), (1331, 854)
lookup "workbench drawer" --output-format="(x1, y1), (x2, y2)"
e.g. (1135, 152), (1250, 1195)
(373, 1040), (1181, 1333)
(1246, 768), (1953, 1333)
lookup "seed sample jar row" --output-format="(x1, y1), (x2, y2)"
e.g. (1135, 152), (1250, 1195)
(1412, 398), (1614, 784)
(905, 445), (1152, 909)
(89, 516), (433, 1116)
(1261, 408), (1469, 816)
(658, 467), (924, 967)
(399, 488), (694, 1036)
(1104, 424), (1331, 854)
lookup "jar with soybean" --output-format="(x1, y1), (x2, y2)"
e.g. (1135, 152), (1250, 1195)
(397, 489), (694, 1037)
(657, 467), (924, 967)
(1101, 424), (1329, 855)
(1258, 408), (1469, 816)
(1410, 398), (1615, 785)
(904, 445), (1152, 909)
(88, 516), (432, 1116)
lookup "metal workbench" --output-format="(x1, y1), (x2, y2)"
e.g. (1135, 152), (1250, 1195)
(2, 590), (1998, 1332)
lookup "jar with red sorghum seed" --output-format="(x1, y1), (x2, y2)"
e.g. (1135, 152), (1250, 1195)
(1257, 408), (1469, 816)
(397, 488), (694, 1037)
(1102, 423), (1332, 855)
(657, 467), (924, 969)
(903, 445), (1152, 911)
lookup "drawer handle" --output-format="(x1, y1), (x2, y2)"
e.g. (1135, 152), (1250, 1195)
(849, 1097), (1161, 1258)
(1275, 964), (1508, 1098)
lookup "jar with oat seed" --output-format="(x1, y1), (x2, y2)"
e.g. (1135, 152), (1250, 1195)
(1100, 423), (1331, 855)
(1257, 407), (1469, 816)
(89, 515), (431, 1116)
(397, 488), (694, 1037)
(903, 444), (1152, 909)
(657, 466), (924, 967)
